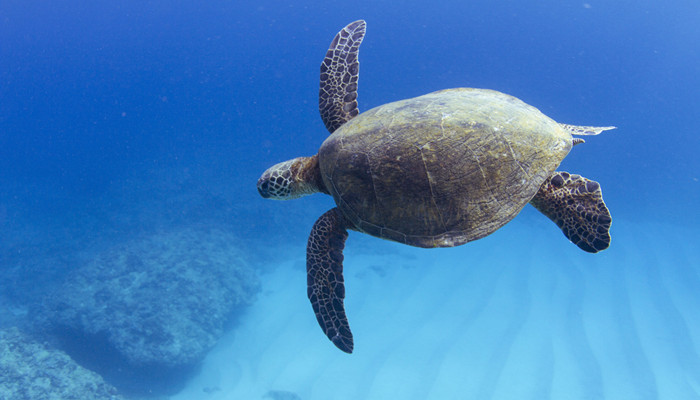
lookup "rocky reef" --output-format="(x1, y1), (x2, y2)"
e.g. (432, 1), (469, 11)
(36, 226), (260, 396)
(0, 327), (125, 400)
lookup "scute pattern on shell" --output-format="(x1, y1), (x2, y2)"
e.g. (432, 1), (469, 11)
(319, 88), (573, 247)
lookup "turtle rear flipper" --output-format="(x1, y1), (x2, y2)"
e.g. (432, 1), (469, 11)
(307, 208), (354, 353)
(530, 171), (612, 253)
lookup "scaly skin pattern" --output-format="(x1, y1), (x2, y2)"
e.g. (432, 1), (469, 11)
(257, 155), (326, 199)
(306, 208), (353, 353)
(319, 20), (366, 133)
(530, 171), (612, 253)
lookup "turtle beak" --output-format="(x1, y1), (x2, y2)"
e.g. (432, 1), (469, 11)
(257, 175), (271, 198)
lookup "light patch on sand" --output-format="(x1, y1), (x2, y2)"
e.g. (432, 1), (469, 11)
(172, 218), (700, 400)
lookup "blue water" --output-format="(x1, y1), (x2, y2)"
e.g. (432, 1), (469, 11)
(1, 0), (699, 399)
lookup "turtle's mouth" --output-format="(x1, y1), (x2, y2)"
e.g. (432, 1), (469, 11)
(257, 158), (310, 200)
(257, 176), (271, 198)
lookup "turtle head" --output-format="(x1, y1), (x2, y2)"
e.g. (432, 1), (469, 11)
(257, 155), (326, 200)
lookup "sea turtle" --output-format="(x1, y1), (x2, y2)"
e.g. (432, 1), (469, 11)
(257, 20), (613, 353)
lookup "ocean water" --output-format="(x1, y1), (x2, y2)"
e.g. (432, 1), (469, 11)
(1, 0), (699, 399)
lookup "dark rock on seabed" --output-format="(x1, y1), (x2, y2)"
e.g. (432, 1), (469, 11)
(35, 227), (260, 396)
(0, 327), (125, 400)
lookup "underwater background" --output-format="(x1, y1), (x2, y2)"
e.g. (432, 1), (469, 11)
(1, 0), (699, 399)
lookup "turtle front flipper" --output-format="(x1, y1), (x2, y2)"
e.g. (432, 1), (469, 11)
(530, 171), (612, 253)
(307, 208), (354, 353)
(319, 20), (366, 133)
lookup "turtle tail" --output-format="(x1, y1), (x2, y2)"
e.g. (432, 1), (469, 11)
(560, 124), (616, 136)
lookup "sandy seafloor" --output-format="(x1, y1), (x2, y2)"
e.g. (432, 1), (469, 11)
(172, 213), (700, 400)
(2, 1), (700, 399)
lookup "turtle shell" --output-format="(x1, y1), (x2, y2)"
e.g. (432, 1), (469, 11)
(318, 88), (572, 248)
